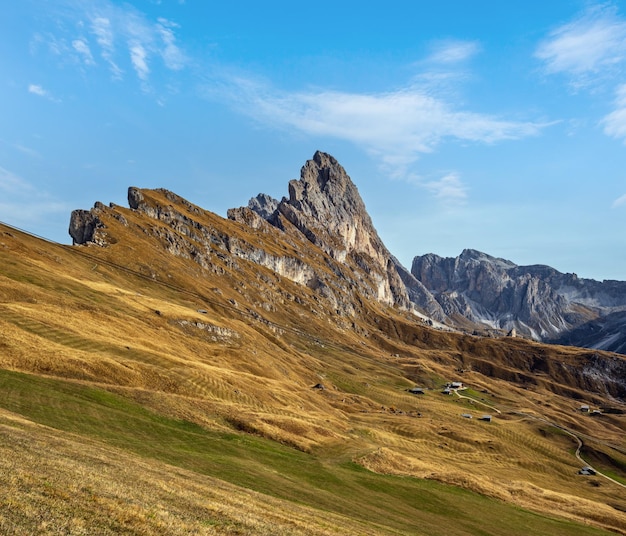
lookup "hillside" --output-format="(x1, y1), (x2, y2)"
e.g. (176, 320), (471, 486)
(1, 152), (625, 535)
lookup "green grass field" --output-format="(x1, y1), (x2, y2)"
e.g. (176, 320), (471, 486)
(0, 368), (615, 536)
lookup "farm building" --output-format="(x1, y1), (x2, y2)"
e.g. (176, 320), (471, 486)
(579, 466), (596, 476)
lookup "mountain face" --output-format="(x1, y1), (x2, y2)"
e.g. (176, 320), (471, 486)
(68, 151), (625, 357)
(69, 152), (438, 321)
(411, 249), (626, 352)
(228, 151), (406, 308)
(64, 149), (626, 400)
(228, 150), (445, 320)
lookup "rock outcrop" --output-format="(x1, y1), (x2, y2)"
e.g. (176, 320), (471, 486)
(69, 202), (111, 246)
(67, 151), (626, 356)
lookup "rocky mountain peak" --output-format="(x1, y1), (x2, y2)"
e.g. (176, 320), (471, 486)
(247, 193), (279, 220)
(280, 150), (377, 262)
(411, 248), (626, 349)
(458, 249), (516, 269)
(231, 151), (414, 309)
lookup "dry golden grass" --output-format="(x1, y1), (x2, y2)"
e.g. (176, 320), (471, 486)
(0, 408), (379, 536)
(1, 210), (626, 535)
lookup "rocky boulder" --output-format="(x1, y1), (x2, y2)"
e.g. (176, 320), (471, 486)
(68, 202), (109, 246)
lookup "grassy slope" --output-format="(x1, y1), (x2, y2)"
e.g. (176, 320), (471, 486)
(1, 221), (625, 535)
(0, 370), (613, 536)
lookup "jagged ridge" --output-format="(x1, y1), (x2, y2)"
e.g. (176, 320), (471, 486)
(68, 151), (626, 357)
(411, 249), (626, 352)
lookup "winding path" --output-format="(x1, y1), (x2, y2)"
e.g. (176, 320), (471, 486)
(503, 409), (626, 490)
(451, 387), (625, 489)
(451, 387), (626, 490)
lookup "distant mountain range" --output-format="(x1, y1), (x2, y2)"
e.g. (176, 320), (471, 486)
(410, 250), (626, 354)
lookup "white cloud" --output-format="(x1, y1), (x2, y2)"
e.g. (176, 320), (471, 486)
(535, 4), (626, 87)
(28, 84), (47, 97)
(28, 84), (60, 102)
(427, 40), (481, 64)
(129, 42), (149, 81)
(603, 107), (626, 139)
(0, 166), (32, 194)
(0, 167), (67, 225)
(96, 3), (186, 85)
(13, 144), (41, 159)
(157, 18), (185, 70)
(602, 83), (626, 139)
(72, 38), (95, 65)
(612, 193), (626, 207)
(34, 1), (187, 88)
(423, 173), (468, 205)
(222, 79), (547, 178)
(91, 16), (122, 78)
(92, 16), (113, 51)
(538, 5), (626, 145)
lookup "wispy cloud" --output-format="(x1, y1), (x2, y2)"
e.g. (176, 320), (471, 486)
(0, 166), (31, 194)
(427, 40), (481, 64)
(157, 18), (185, 70)
(72, 38), (95, 65)
(13, 143), (41, 159)
(602, 83), (626, 140)
(129, 42), (150, 81)
(535, 3), (626, 89)
(91, 16), (123, 78)
(423, 173), (468, 205)
(538, 4), (626, 145)
(0, 166), (67, 228)
(28, 84), (60, 102)
(612, 193), (626, 207)
(92, 16), (114, 51)
(218, 78), (547, 179)
(34, 0), (187, 90)
(28, 84), (48, 97)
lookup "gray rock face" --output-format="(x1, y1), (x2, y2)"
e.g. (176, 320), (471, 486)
(68, 203), (108, 246)
(235, 151), (412, 309)
(411, 249), (626, 349)
(279, 152), (379, 261)
(247, 194), (279, 220)
(391, 256), (446, 321)
(67, 155), (626, 356)
(551, 310), (626, 355)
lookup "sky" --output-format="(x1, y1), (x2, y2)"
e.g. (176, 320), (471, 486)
(2, 1), (626, 281)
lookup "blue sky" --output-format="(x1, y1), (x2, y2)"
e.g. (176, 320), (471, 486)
(2, 1), (626, 281)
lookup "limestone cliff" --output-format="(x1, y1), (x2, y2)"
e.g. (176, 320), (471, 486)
(67, 153), (626, 359)
(411, 248), (626, 351)
(231, 151), (425, 313)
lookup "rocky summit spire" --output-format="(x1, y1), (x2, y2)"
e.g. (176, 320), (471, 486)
(232, 151), (412, 309)
(277, 151), (383, 264)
